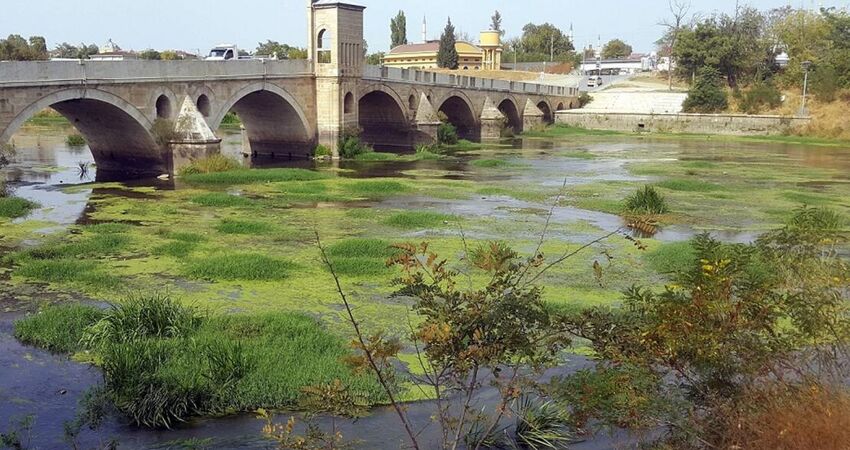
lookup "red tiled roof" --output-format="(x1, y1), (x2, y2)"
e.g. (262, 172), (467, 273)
(388, 42), (439, 54)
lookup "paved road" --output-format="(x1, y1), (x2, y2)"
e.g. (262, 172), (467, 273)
(578, 74), (630, 93)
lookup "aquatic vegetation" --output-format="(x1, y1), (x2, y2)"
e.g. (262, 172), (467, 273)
(0, 197), (37, 219)
(624, 185), (670, 215)
(178, 155), (241, 176)
(215, 219), (275, 235)
(471, 158), (514, 168)
(437, 122), (459, 145)
(644, 241), (696, 274)
(65, 133), (86, 147)
(183, 168), (328, 185)
(14, 304), (106, 353)
(342, 180), (411, 198)
(384, 211), (455, 230)
(325, 238), (400, 276)
(15, 300), (386, 429)
(153, 240), (198, 258)
(657, 178), (723, 192)
(189, 192), (254, 207)
(183, 253), (297, 281)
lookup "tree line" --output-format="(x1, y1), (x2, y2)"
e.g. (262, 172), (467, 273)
(663, 4), (850, 113)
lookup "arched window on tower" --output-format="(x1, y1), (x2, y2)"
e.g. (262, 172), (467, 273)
(317, 29), (332, 64)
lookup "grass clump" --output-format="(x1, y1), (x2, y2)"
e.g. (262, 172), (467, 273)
(342, 180), (411, 199)
(354, 152), (398, 161)
(153, 241), (198, 258)
(178, 155), (241, 176)
(215, 219), (274, 235)
(190, 193), (254, 208)
(385, 211), (455, 230)
(657, 179), (723, 192)
(84, 222), (133, 234)
(65, 133), (86, 147)
(624, 185), (670, 215)
(14, 304), (105, 353)
(437, 123), (459, 145)
(325, 238), (401, 276)
(471, 159), (513, 169)
(82, 294), (201, 348)
(14, 259), (120, 290)
(183, 168), (328, 185)
(184, 253), (297, 281)
(0, 197), (37, 219)
(13, 233), (132, 262)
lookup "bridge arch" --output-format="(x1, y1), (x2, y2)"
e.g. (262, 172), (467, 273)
(358, 86), (411, 150)
(497, 98), (522, 134)
(212, 82), (314, 156)
(556, 102), (565, 111)
(0, 88), (165, 177)
(537, 100), (554, 124)
(437, 93), (478, 141)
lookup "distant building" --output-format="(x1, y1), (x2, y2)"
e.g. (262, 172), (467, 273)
(99, 39), (121, 54)
(383, 27), (502, 70)
(89, 51), (137, 61)
(580, 53), (657, 75)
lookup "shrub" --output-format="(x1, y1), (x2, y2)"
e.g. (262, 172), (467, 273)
(682, 66), (728, 113)
(624, 185), (670, 215)
(65, 133), (86, 147)
(313, 144), (332, 159)
(738, 81), (782, 114)
(811, 64), (839, 103)
(178, 155), (240, 176)
(220, 112), (241, 126)
(338, 129), (373, 159)
(437, 122), (459, 146)
(150, 119), (177, 146)
(578, 92), (593, 108)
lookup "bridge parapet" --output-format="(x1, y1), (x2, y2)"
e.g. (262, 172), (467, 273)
(0, 60), (312, 87)
(362, 65), (578, 98)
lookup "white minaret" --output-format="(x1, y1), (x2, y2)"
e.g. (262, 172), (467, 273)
(422, 16), (427, 42)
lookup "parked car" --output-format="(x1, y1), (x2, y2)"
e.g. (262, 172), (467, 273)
(587, 76), (603, 88)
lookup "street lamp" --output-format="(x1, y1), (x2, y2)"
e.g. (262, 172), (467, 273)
(799, 60), (812, 117)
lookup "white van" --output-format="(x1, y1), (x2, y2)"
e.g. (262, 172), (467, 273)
(587, 76), (603, 88)
(206, 44), (238, 61)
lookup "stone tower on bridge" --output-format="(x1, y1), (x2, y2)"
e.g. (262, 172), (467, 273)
(307, 0), (365, 150)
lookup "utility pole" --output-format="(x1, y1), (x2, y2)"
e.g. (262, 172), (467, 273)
(800, 60), (812, 117)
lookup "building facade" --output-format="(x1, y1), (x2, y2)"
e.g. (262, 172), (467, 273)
(383, 31), (502, 70)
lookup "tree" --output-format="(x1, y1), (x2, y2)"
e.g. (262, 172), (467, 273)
(255, 40), (308, 60)
(160, 50), (182, 61)
(682, 66), (728, 113)
(0, 34), (48, 61)
(138, 49), (161, 60)
(491, 10), (504, 37)
(518, 23), (575, 62)
(366, 52), (385, 65)
(437, 18), (458, 69)
(390, 11), (407, 49)
(601, 39), (633, 59)
(658, 0), (692, 91)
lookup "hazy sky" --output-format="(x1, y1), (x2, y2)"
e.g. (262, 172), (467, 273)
(1, 1), (847, 55)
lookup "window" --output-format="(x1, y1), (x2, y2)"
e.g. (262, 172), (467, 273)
(344, 92), (354, 114)
(317, 29), (332, 64)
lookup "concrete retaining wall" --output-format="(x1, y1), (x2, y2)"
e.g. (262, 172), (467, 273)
(556, 110), (811, 136)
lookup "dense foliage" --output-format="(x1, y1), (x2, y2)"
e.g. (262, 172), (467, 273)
(503, 23), (577, 64)
(601, 39), (632, 59)
(0, 34), (48, 61)
(554, 207), (850, 448)
(256, 40), (308, 60)
(682, 67), (729, 113)
(437, 18), (459, 69)
(390, 11), (407, 49)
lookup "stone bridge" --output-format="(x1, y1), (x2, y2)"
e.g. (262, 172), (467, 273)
(0, 2), (577, 176)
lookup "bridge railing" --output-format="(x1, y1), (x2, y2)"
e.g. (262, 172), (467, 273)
(0, 60), (312, 87)
(363, 65), (574, 97)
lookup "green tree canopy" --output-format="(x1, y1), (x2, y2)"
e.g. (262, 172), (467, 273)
(682, 66), (729, 113)
(509, 23), (575, 63)
(491, 10), (504, 36)
(52, 43), (99, 59)
(437, 18), (458, 69)
(390, 11), (407, 49)
(138, 49), (161, 60)
(601, 39), (633, 59)
(0, 34), (49, 61)
(255, 40), (308, 60)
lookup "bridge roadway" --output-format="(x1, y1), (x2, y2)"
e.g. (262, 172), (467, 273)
(0, 59), (578, 176)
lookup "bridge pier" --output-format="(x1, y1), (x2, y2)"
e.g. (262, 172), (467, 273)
(523, 99), (546, 132)
(480, 97), (507, 140)
(167, 96), (222, 172)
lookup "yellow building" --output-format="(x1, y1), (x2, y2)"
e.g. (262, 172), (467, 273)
(383, 31), (502, 70)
